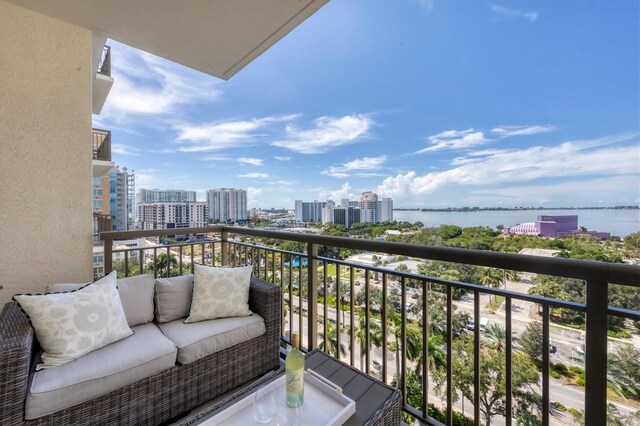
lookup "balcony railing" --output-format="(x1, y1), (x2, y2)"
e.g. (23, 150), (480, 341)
(98, 45), (111, 76)
(92, 128), (111, 161)
(100, 225), (640, 425)
(93, 214), (112, 242)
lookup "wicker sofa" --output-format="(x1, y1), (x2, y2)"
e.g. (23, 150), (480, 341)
(0, 276), (281, 426)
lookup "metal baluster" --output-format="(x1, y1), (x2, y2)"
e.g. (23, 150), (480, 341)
(350, 266), (355, 367)
(401, 276), (407, 405)
(585, 279), (608, 425)
(365, 270), (370, 375)
(506, 297), (513, 426)
(178, 245), (183, 275)
(124, 251), (129, 277)
(153, 247), (157, 278)
(542, 304), (550, 425)
(336, 264), (341, 361)
(474, 290), (480, 425)
(446, 285), (453, 425)
(422, 279), (428, 417)
(382, 273), (388, 384)
(323, 262), (328, 348)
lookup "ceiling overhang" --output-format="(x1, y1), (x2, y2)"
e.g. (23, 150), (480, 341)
(10, 0), (329, 80)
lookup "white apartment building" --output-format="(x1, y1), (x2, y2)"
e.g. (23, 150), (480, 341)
(207, 188), (248, 222)
(136, 202), (207, 230)
(359, 191), (379, 223)
(378, 197), (394, 222)
(137, 189), (196, 204)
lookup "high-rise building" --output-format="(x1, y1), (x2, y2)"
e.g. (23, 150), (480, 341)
(111, 167), (135, 231)
(297, 193), (392, 227)
(359, 191), (379, 223)
(378, 198), (393, 222)
(333, 206), (360, 229)
(294, 200), (325, 222)
(136, 202), (207, 230)
(137, 189), (196, 204)
(207, 188), (248, 222)
(92, 166), (134, 233)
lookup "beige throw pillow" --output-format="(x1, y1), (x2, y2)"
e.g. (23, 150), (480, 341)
(185, 265), (252, 323)
(14, 271), (133, 369)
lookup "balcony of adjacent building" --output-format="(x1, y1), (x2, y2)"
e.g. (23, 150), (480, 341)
(98, 225), (640, 426)
(92, 45), (113, 114)
(92, 128), (114, 178)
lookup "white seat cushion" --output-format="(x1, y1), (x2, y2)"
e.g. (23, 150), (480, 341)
(26, 323), (177, 420)
(159, 314), (265, 365)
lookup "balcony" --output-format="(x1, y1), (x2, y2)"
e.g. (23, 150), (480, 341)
(92, 45), (113, 114)
(100, 225), (640, 425)
(92, 128), (114, 178)
(93, 213), (112, 242)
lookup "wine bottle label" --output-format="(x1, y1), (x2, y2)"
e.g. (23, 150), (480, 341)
(286, 368), (304, 393)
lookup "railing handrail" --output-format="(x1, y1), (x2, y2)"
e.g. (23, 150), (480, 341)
(98, 45), (111, 76)
(100, 225), (640, 286)
(100, 224), (640, 425)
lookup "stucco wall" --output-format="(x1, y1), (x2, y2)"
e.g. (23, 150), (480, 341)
(0, 1), (93, 304)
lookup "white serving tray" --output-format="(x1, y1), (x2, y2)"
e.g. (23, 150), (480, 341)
(201, 370), (356, 426)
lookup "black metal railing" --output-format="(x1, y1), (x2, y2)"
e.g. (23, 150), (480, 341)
(98, 45), (111, 76)
(100, 225), (640, 426)
(92, 128), (111, 161)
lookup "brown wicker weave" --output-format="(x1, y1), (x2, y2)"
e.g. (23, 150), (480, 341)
(0, 277), (281, 426)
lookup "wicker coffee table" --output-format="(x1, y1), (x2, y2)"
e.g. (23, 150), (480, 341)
(179, 349), (402, 426)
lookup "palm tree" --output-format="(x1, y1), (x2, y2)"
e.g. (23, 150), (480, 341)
(406, 324), (445, 378)
(154, 252), (177, 277)
(607, 346), (640, 399)
(502, 269), (521, 290)
(482, 323), (517, 352)
(319, 322), (346, 360)
(354, 314), (382, 371)
(386, 308), (403, 377)
(479, 267), (503, 303)
(424, 305), (446, 338)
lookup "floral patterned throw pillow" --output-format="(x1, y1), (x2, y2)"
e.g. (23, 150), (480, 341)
(14, 271), (133, 370)
(185, 264), (252, 323)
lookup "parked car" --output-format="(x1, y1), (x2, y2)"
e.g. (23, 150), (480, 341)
(572, 345), (585, 361)
(371, 359), (382, 372)
(466, 316), (489, 331)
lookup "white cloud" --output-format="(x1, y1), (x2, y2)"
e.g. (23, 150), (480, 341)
(111, 144), (141, 156)
(468, 176), (640, 205)
(417, 129), (489, 153)
(489, 4), (538, 22)
(239, 173), (269, 179)
(492, 125), (557, 137)
(379, 133), (640, 201)
(272, 114), (373, 154)
(318, 182), (356, 202)
(135, 168), (190, 189)
(102, 42), (222, 119)
(175, 114), (297, 152)
(322, 155), (388, 178)
(238, 157), (264, 166)
(199, 154), (229, 161)
(419, 0), (434, 11)
(274, 156), (291, 161)
(247, 187), (263, 206)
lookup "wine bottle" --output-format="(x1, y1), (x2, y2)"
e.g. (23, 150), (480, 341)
(285, 331), (304, 407)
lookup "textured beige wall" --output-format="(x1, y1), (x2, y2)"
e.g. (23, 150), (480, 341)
(0, 1), (93, 304)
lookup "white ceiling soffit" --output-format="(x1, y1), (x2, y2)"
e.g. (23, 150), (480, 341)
(11, 0), (329, 80)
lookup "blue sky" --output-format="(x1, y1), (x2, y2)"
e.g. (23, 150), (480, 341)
(94, 0), (640, 209)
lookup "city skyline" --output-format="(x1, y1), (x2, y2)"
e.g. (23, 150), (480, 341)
(95, 1), (639, 209)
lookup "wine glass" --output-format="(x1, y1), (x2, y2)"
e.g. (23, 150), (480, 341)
(253, 385), (278, 424)
(277, 394), (301, 426)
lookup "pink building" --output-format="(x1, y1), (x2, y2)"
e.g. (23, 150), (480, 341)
(503, 215), (610, 239)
